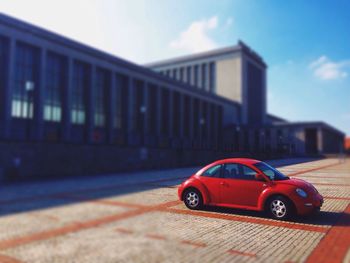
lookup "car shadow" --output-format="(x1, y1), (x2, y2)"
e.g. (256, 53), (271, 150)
(200, 205), (347, 227)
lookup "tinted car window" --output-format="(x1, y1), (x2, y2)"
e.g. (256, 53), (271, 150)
(202, 165), (222, 178)
(222, 163), (240, 179)
(253, 162), (289, 181)
(223, 163), (257, 180)
(241, 165), (257, 180)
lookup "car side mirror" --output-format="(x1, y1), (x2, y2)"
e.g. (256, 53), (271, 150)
(255, 173), (265, 181)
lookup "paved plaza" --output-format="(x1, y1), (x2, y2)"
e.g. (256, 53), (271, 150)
(0, 158), (349, 263)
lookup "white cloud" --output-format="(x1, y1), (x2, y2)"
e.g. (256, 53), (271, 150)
(309, 56), (350, 80)
(169, 16), (219, 53)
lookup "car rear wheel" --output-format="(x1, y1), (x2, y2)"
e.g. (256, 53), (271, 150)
(267, 196), (294, 220)
(184, 189), (203, 210)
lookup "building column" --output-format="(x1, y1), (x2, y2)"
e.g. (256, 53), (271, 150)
(198, 100), (204, 147)
(86, 65), (96, 143)
(143, 82), (149, 140)
(188, 97), (193, 140)
(198, 64), (202, 89)
(127, 77), (135, 137)
(33, 47), (46, 141)
(205, 62), (210, 92)
(317, 127), (323, 154)
(205, 102), (211, 148)
(192, 65), (197, 86)
(168, 90), (173, 139)
(2, 37), (15, 139)
(62, 57), (73, 142)
(108, 72), (116, 143)
(179, 93), (184, 139)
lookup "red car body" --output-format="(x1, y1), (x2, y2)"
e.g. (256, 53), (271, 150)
(178, 158), (323, 219)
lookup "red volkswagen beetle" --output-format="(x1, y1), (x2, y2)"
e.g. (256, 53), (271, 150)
(178, 158), (323, 220)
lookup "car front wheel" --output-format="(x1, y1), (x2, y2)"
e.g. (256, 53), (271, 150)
(267, 196), (294, 220)
(183, 189), (203, 210)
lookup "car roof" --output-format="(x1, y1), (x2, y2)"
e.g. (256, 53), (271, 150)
(215, 158), (261, 165)
(195, 158), (262, 175)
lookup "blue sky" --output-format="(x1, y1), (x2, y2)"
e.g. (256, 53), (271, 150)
(1, 0), (349, 135)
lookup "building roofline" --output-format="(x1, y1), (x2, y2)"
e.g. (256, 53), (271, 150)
(144, 40), (267, 68)
(273, 121), (345, 137)
(267, 113), (288, 123)
(0, 12), (241, 107)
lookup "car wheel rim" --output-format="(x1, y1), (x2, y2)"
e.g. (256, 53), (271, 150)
(270, 200), (287, 218)
(186, 192), (199, 207)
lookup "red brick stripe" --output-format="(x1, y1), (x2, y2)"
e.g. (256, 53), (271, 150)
(180, 240), (207, 248)
(165, 208), (328, 233)
(145, 234), (167, 240)
(324, 196), (350, 201)
(227, 249), (256, 258)
(312, 182), (350, 187)
(0, 254), (23, 263)
(115, 228), (133, 234)
(0, 200), (180, 251)
(287, 162), (341, 177)
(306, 204), (350, 263)
(294, 175), (349, 179)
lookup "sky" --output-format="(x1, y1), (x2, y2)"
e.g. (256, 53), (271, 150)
(0, 0), (349, 135)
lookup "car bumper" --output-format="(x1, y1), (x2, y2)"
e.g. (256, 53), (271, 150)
(295, 193), (323, 215)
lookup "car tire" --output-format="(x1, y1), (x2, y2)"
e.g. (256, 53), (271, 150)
(183, 189), (203, 210)
(267, 195), (294, 220)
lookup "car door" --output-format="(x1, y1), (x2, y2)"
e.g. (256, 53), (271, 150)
(220, 163), (266, 207)
(198, 164), (223, 204)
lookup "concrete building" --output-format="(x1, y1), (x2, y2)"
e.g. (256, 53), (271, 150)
(146, 41), (267, 126)
(0, 13), (345, 180)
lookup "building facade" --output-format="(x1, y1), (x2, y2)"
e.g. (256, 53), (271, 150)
(0, 13), (345, 181)
(146, 42), (267, 126)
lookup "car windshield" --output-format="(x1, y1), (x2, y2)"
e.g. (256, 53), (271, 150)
(253, 162), (289, 181)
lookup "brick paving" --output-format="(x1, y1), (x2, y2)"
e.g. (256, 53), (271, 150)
(0, 158), (349, 262)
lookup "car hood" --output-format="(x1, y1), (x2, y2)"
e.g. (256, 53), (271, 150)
(276, 178), (315, 191)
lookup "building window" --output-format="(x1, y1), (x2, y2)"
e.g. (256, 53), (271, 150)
(183, 95), (190, 137)
(209, 62), (215, 93)
(161, 88), (169, 136)
(186, 66), (192, 84)
(201, 64), (207, 90)
(172, 68), (177, 79)
(193, 98), (199, 137)
(201, 101), (208, 140)
(12, 42), (39, 119)
(173, 91), (180, 137)
(71, 61), (89, 125)
(210, 104), (216, 142)
(194, 65), (199, 87)
(115, 73), (128, 130)
(133, 79), (144, 133)
(179, 67), (184, 82)
(95, 68), (110, 127)
(44, 52), (65, 122)
(147, 84), (157, 134)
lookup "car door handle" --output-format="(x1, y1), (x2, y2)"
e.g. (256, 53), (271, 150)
(220, 182), (228, 186)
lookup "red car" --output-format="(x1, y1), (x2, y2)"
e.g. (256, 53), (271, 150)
(178, 158), (323, 220)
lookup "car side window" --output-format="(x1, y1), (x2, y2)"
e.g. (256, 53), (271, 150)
(222, 163), (240, 179)
(223, 164), (257, 180)
(241, 165), (258, 180)
(202, 165), (222, 178)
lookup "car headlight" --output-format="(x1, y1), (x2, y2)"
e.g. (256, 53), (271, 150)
(296, 188), (307, 198)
